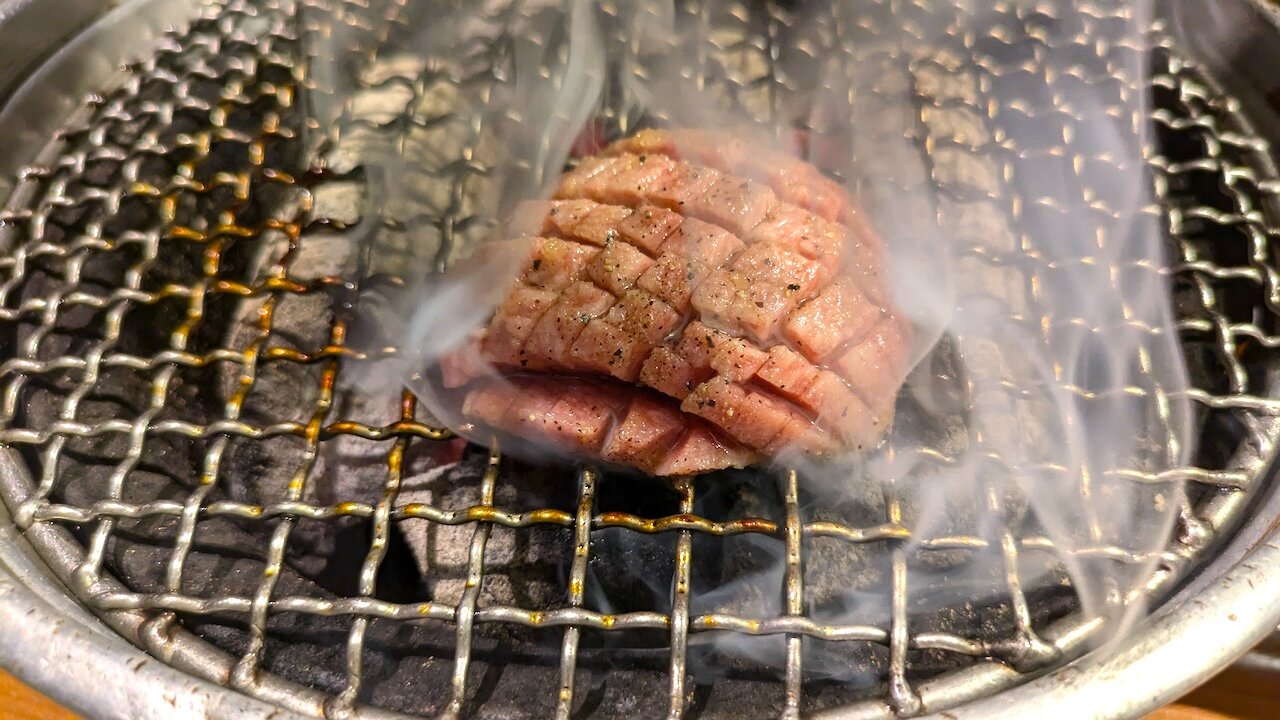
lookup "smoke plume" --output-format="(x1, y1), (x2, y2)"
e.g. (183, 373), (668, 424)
(315, 0), (1194, 684)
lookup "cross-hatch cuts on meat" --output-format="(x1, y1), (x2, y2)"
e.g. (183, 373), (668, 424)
(440, 128), (912, 476)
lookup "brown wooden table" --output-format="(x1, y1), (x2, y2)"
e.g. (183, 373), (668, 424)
(0, 668), (77, 720)
(0, 658), (1275, 719)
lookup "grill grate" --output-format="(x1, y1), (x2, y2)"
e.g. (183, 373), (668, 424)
(0, 0), (1278, 718)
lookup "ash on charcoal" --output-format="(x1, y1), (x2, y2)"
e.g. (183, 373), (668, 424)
(584, 528), (675, 620)
(94, 491), (361, 695)
(393, 449), (576, 608)
(366, 625), (671, 719)
(692, 470), (784, 521)
(365, 618), (792, 719)
(803, 534), (892, 625)
(685, 476), (789, 679)
(475, 523), (572, 610)
(580, 473), (681, 640)
(581, 470), (774, 631)
(800, 642), (892, 715)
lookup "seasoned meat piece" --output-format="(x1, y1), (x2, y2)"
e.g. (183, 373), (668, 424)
(603, 128), (853, 223)
(440, 130), (911, 475)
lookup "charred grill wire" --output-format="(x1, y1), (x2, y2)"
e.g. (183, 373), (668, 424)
(0, 0), (1274, 718)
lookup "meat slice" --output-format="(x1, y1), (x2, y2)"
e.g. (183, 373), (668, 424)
(748, 205), (843, 269)
(683, 378), (805, 450)
(570, 319), (651, 381)
(566, 153), (777, 238)
(631, 224), (738, 313)
(441, 130), (911, 476)
(639, 346), (708, 401)
(784, 277), (884, 362)
(604, 288), (683, 343)
(604, 129), (891, 296)
(603, 128), (853, 223)
(635, 252), (700, 311)
(600, 394), (690, 469)
(661, 217), (744, 266)
(586, 240), (653, 295)
(524, 237), (599, 291)
(556, 155), (636, 199)
(617, 204), (683, 254)
(594, 155), (680, 206)
(654, 425), (758, 476)
(644, 162), (719, 210)
(687, 175), (777, 236)
(522, 281), (615, 370)
(800, 371), (882, 450)
(691, 270), (792, 343)
(463, 377), (758, 475)
(543, 199), (599, 239)
(707, 335), (769, 382)
(563, 286), (682, 382)
(832, 318), (912, 415)
(483, 286), (560, 366)
(573, 205), (634, 246)
(731, 241), (828, 290)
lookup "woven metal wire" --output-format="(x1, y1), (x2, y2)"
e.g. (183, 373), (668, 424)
(0, 0), (1276, 718)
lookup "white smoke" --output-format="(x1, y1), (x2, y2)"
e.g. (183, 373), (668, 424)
(313, 0), (1194, 682)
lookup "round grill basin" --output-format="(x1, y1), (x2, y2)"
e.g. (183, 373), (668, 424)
(0, 0), (1279, 718)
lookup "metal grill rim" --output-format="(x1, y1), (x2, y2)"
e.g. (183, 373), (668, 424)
(0, 0), (1275, 718)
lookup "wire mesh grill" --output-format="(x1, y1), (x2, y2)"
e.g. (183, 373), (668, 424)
(0, 0), (1277, 718)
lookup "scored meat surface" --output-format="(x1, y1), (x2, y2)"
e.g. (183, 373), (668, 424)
(441, 128), (911, 475)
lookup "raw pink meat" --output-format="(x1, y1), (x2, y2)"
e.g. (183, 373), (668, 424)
(441, 130), (911, 475)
